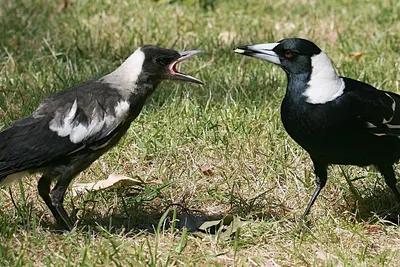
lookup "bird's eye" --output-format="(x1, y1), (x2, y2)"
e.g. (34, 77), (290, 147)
(284, 50), (294, 59)
(157, 57), (171, 66)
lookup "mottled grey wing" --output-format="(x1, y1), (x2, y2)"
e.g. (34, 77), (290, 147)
(0, 80), (130, 177)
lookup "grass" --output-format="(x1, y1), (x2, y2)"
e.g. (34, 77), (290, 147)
(1, 0), (400, 265)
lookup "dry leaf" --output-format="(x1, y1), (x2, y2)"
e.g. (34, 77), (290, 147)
(71, 174), (158, 197)
(349, 51), (367, 61)
(219, 215), (251, 240)
(198, 219), (222, 231)
(200, 165), (214, 176)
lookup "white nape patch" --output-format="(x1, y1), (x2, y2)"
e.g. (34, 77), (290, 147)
(383, 93), (396, 123)
(303, 52), (345, 104)
(100, 48), (146, 94)
(50, 100), (130, 144)
(0, 172), (28, 187)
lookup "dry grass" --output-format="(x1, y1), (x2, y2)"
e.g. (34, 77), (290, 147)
(1, 0), (400, 265)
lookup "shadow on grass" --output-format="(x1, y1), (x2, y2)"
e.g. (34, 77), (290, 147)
(340, 187), (400, 225)
(74, 207), (234, 235)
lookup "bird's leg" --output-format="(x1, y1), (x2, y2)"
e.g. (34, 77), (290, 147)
(50, 177), (75, 230)
(300, 158), (328, 221)
(376, 164), (400, 202)
(37, 175), (68, 228)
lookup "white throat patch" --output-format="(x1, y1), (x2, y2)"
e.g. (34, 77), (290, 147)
(302, 52), (345, 104)
(101, 48), (146, 94)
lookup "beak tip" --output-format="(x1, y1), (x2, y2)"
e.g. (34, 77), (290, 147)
(234, 48), (246, 54)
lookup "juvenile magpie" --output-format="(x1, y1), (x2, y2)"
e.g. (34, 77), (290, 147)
(235, 38), (400, 219)
(0, 45), (204, 230)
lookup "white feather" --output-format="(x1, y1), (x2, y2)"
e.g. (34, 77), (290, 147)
(100, 48), (146, 95)
(70, 123), (89, 143)
(303, 52), (345, 104)
(49, 99), (78, 137)
(50, 100), (130, 144)
(114, 100), (130, 117)
(382, 93), (396, 124)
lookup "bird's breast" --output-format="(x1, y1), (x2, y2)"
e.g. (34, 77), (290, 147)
(280, 97), (352, 151)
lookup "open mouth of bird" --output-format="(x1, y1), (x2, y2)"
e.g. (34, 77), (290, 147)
(168, 50), (205, 85)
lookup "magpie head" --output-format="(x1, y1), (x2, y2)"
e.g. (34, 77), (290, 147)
(140, 45), (205, 85)
(234, 38), (322, 74)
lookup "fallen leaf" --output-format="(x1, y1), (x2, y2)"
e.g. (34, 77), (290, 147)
(200, 165), (214, 176)
(349, 51), (367, 61)
(198, 219), (223, 231)
(71, 174), (158, 197)
(219, 215), (251, 240)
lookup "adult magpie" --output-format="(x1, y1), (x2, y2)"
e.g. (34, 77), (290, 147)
(0, 45), (204, 230)
(235, 38), (400, 219)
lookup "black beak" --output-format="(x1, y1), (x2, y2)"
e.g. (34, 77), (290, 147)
(168, 50), (205, 85)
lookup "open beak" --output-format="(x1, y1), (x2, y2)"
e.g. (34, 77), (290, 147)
(234, 43), (281, 65)
(168, 50), (205, 85)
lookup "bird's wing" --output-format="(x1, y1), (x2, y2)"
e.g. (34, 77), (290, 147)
(0, 115), (80, 176)
(0, 80), (131, 177)
(344, 78), (400, 136)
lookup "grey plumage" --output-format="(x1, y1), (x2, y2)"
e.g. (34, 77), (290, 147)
(0, 45), (204, 229)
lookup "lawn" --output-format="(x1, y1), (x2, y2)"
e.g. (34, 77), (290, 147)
(1, 0), (400, 265)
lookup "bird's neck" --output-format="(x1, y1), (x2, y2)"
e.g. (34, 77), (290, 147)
(100, 50), (160, 100)
(284, 73), (311, 103)
(285, 52), (345, 105)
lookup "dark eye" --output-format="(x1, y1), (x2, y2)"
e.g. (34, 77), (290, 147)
(284, 50), (294, 59)
(157, 57), (172, 65)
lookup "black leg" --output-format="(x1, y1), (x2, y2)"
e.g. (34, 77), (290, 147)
(44, 153), (102, 230)
(376, 164), (400, 202)
(300, 157), (328, 220)
(37, 175), (68, 228)
(50, 177), (75, 231)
